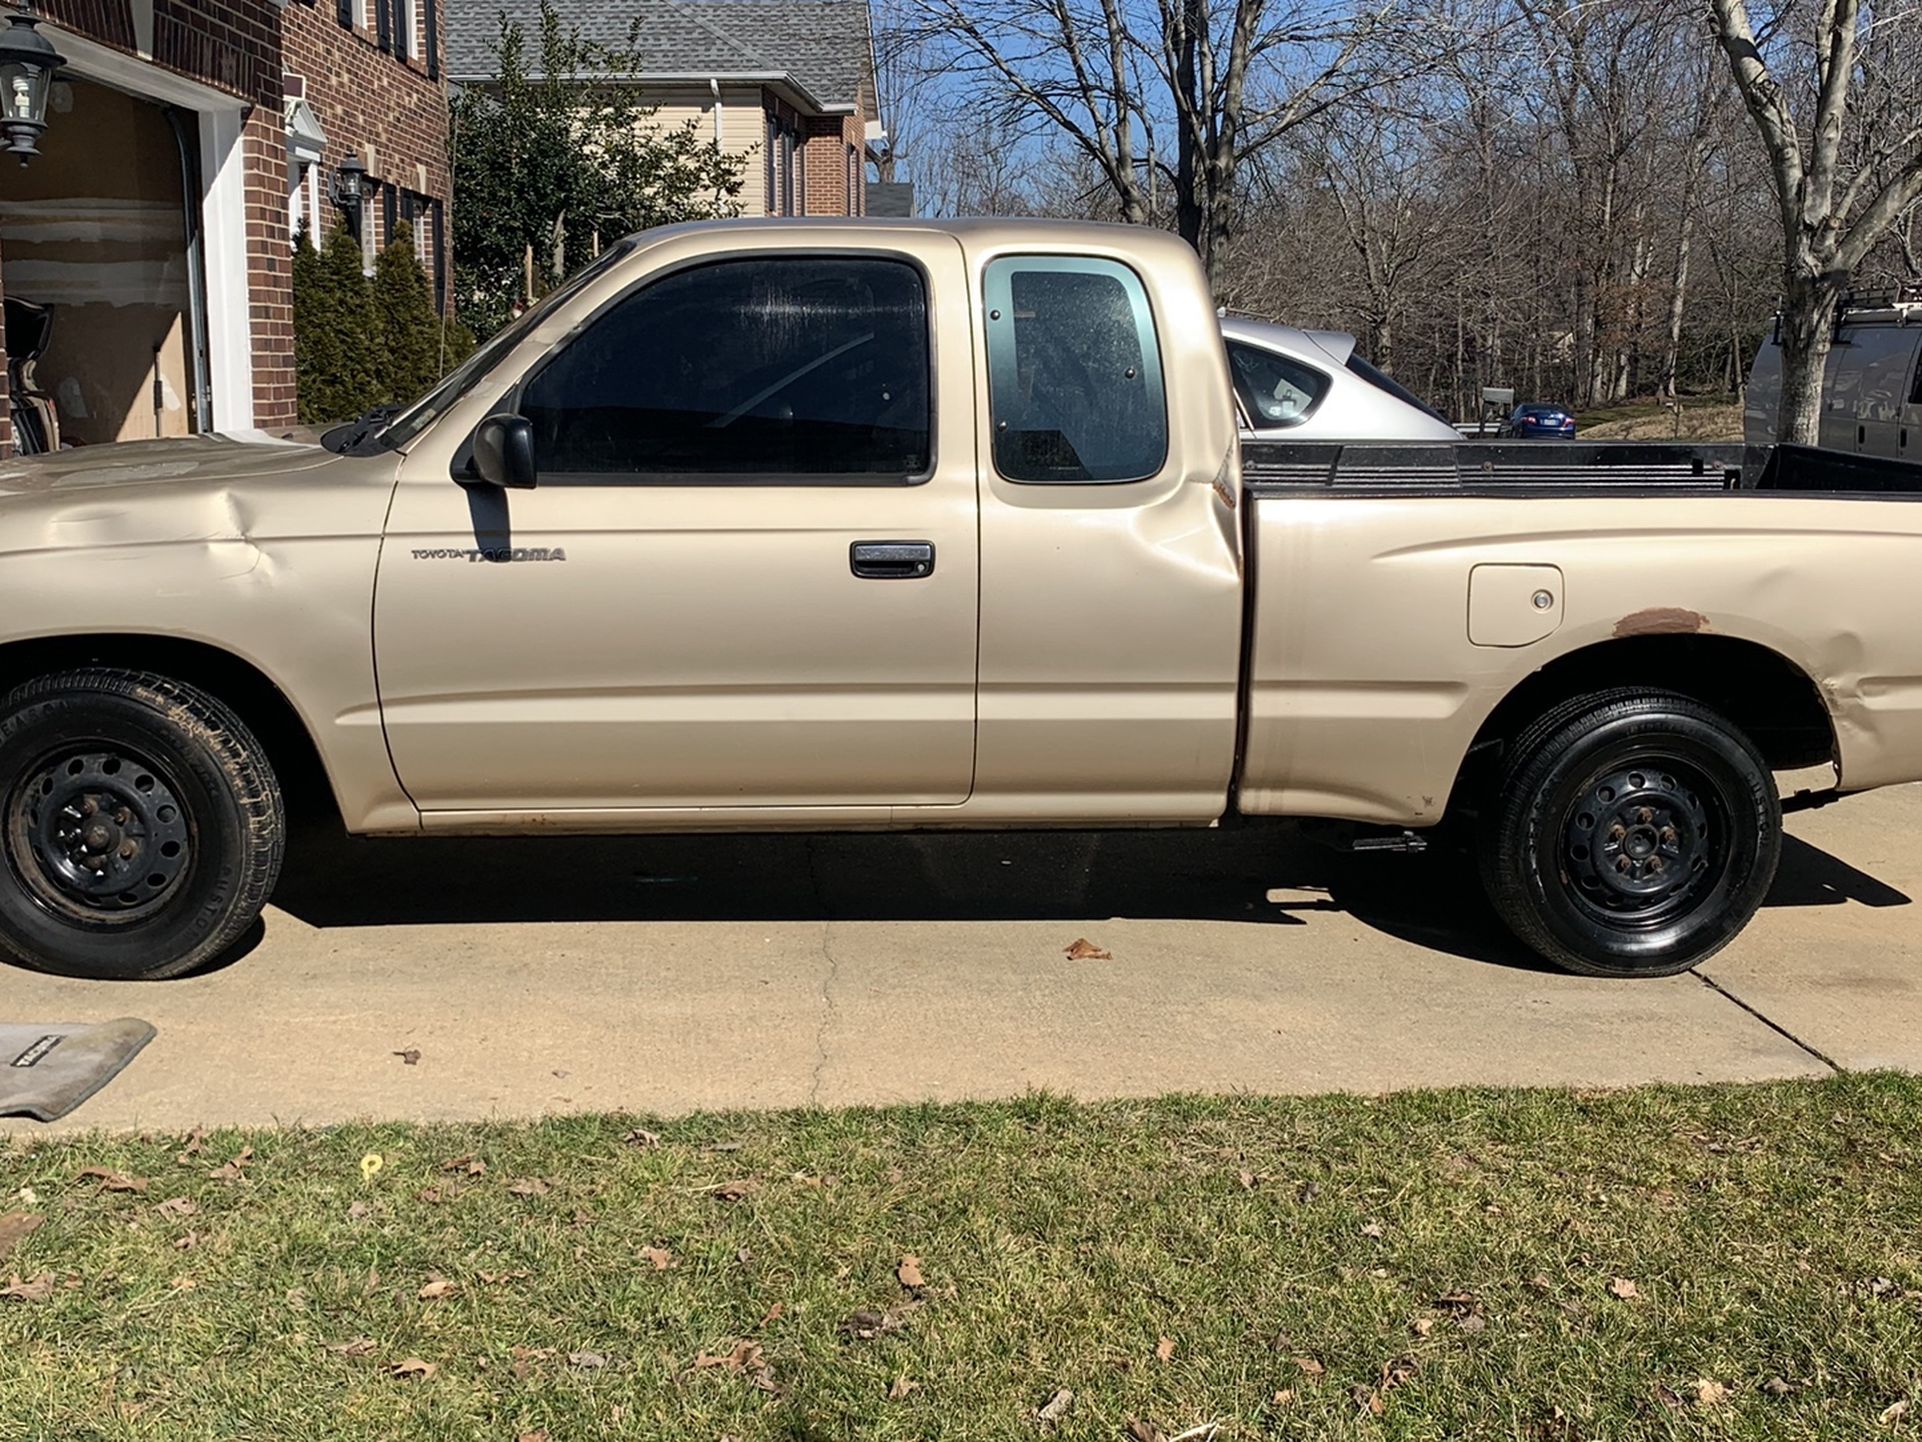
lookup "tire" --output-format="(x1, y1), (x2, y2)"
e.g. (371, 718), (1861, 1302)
(1478, 689), (1780, 978)
(0, 669), (284, 980)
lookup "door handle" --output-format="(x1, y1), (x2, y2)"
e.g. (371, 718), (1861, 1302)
(850, 540), (935, 579)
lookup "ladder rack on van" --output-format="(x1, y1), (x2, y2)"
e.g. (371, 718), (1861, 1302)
(1837, 282), (1922, 329)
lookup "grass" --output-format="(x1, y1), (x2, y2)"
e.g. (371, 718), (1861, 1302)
(4, 1075), (1922, 1440)
(1575, 395), (1744, 442)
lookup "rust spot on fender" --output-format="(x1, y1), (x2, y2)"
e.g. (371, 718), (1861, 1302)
(1614, 607), (1708, 638)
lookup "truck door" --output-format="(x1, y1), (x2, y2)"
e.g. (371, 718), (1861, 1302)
(373, 239), (980, 816)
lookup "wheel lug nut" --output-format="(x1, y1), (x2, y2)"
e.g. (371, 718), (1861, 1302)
(1609, 824), (1626, 841)
(1636, 807), (1654, 825)
(118, 841), (136, 860)
(115, 808), (130, 825)
(1616, 857), (1632, 873)
(80, 798), (97, 816)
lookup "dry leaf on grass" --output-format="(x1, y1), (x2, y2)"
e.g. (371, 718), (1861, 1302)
(623, 1127), (660, 1148)
(207, 1148), (253, 1184)
(1410, 1318), (1435, 1338)
(1360, 1219), (1385, 1239)
(1294, 1357), (1325, 1377)
(346, 1201), (373, 1222)
(1063, 938), (1113, 961)
(1156, 1336), (1177, 1362)
(1354, 1386), (1386, 1416)
(2, 1273), (55, 1303)
(1271, 1389), (1295, 1406)
(154, 1197), (197, 1219)
(694, 1339), (778, 1392)
(0, 1213), (42, 1261)
(326, 1337), (378, 1357)
(1763, 1377), (1794, 1398)
(711, 1178), (761, 1202)
(1036, 1387), (1074, 1424)
(1881, 1400), (1911, 1427)
(389, 1357), (436, 1380)
(506, 1178), (551, 1197)
(897, 1255), (926, 1290)
(476, 1269), (530, 1285)
(1126, 1420), (1167, 1442)
(568, 1350), (608, 1371)
(1238, 1170), (1257, 1191)
(417, 1278), (459, 1301)
(175, 1128), (208, 1162)
(440, 1155), (486, 1176)
(77, 1167), (148, 1194)
(639, 1246), (675, 1271)
(1608, 1277), (1640, 1300)
(1694, 1380), (1730, 1408)
(888, 1376), (918, 1400)
(840, 1302), (920, 1339)
(517, 1433), (551, 1442)
(1655, 1384), (1686, 1412)
(174, 1232), (201, 1252)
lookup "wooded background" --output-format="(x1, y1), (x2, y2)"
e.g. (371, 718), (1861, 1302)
(877, 0), (1922, 420)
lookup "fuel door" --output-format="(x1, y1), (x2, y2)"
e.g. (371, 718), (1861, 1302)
(1469, 564), (1563, 648)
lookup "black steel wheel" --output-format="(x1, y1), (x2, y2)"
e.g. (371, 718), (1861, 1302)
(0, 669), (284, 980)
(1478, 689), (1780, 978)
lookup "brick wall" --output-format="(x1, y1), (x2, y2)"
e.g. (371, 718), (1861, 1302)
(3, 0), (448, 442)
(799, 110), (868, 218)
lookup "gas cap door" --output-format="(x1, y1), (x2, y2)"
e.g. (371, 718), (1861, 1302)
(1469, 564), (1564, 648)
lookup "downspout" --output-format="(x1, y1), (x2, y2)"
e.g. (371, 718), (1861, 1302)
(710, 78), (725, 210)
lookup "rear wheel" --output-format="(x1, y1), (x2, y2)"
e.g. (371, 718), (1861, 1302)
(1478, 689), (1779, 977)
(0, 669), (284, 980)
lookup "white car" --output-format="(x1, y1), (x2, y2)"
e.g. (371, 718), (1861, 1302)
(1220, 314), (1460, 442)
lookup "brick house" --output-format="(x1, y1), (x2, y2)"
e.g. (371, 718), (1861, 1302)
(0, 0), (451, 451)
(446, 0), (883, 221)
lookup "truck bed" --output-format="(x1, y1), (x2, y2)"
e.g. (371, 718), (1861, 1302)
(1241, 440), (1922, 497)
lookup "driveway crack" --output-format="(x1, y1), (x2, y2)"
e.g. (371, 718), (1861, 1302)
(1693, 969), (1843, 1073)
(804, 836), (840, 1106)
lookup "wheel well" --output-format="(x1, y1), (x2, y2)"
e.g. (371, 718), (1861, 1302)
(0, 634), (342, 827)
(1462, 635), (1836, 799)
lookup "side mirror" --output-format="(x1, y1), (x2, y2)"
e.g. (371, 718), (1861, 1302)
(472, 413), (537, 489)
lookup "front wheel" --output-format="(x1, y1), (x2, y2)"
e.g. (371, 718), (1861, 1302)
(0, 669), (284, 980)
(1478, 689), (1780, 978)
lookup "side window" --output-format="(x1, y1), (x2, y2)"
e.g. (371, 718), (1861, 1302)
(1909, 342), (1922, 406)
(983, 256), (1167, 483)
(1228, 343), (1328, 428)
(519, 256), (931, 480)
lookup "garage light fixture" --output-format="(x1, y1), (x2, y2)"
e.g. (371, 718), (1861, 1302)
(0, 7), (64, 164)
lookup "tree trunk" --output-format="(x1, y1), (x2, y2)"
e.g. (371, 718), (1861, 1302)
(1775, 272), (1842, 446)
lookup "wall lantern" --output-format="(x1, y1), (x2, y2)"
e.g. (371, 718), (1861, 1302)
(0, 7), (65, 165)
(333, 152), (368, 212)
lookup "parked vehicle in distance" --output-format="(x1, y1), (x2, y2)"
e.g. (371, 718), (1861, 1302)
(1502, 403), (1578, 439)
(1219, 315), (1459, 442)
(1747, 286), (1922, 461)
(2, 217), (1922, 986)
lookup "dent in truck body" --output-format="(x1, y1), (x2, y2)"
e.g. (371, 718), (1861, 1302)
(0, 437), (418, 834)
(1235, 495), (1922, 825)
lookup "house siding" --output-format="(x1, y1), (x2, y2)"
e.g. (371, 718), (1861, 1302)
(628, 82), (766, 218)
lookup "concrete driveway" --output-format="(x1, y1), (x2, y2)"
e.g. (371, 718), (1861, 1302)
(4, 783), (1919, 1131)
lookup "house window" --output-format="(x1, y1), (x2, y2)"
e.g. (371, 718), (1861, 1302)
(765, 110), (807, 216)
(846, 143), (858, 216)
(395, 0), (414, 60)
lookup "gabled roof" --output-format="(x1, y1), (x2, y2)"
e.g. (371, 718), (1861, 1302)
(446, 0), (873, 112)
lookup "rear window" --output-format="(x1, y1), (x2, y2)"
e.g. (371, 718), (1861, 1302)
(1228, 343), (1328, 427)
(1344, 354), (1449, 424)
(983, 256), (1167, 483)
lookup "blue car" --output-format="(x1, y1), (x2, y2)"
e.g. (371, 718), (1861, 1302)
(1503, 403), (1578, 439)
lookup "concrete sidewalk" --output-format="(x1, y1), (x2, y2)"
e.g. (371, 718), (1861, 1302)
(4, 785), (1918, 1131)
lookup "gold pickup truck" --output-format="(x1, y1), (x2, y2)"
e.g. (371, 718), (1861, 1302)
(2, 218), (1920, 983)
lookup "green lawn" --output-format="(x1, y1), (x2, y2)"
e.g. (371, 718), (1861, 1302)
(4, 1075), (1921, 1440)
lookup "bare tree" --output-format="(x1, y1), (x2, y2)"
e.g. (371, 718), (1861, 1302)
(1710, 0), (1922, 443)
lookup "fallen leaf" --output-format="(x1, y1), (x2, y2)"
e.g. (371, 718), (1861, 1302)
(415, 1186), (445, 1206)
(1063, 937), (1113, 961)
(1361, 1219), (1385, 1238)
(1410, 1318), (1435, 1338)
(1354, 1385), (1386, 1416)
(174, 1232), (200, 1251)
(77, 1167), (148, 1194)
(1271, 1389), (1295, 1406)
(506, 1178), (550, 1197)
(0, 1213), (42, 1262)
(517, 1433), (551, 1442)
(1238, 1170), (1256, 1191)
(326, 1337), (378, 1357)
(1694, 1379), (1729, 1408)
(640, 1246), (675, 1271)
(840, 1302), (920, 1339)
(1294, 1357), (1325, 1377)
(1527, 1274), (1553, 1291)
(712, 1179), (761, 1202)
(1882, 1400), (1911, 1427)
(167, 1274), (198, 1291)
(1156, 1336), (1177, 1362)
(175, 1128), (208, 1162)
(623, 1128), (660, 1148)
(568, 1350), (608, 1370)
(476, 1269), (530, 1285)
(1763, 1377), (1793, 1398)
(2, 1273), (55, 1303)
(1608, 1277), (1640, 1300)
(1433, 1290), (1477, 1313)
(154, 1197), (197, 1219)
(1125, 1419), (1167, 1442)
(441, 1155), (486, 1176)
(696, 1340), (764, 1371)
(888, 1375), (918, 1400)
(346, 1200), (373, 1222)
(417, 1278), (458, 1301)
(1457, 1313), (1487, 1334)
(760, 1300), (785, 1325)
(393, 1050), (421, 1066)
(1655, 1383), (1685, 1412)
(897, 1254), (926, 1290)
(1036, 1387), (1074, 1424)
(706, 1140), (746, 1153)
(389, 1357), (436, 1380)
(1379, 1356), (1417, 1390)
(208, 1148), (254, 1184)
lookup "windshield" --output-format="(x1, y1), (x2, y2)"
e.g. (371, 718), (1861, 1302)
(1344, 353), (1450, 425)
(378, 239), (639, 450)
